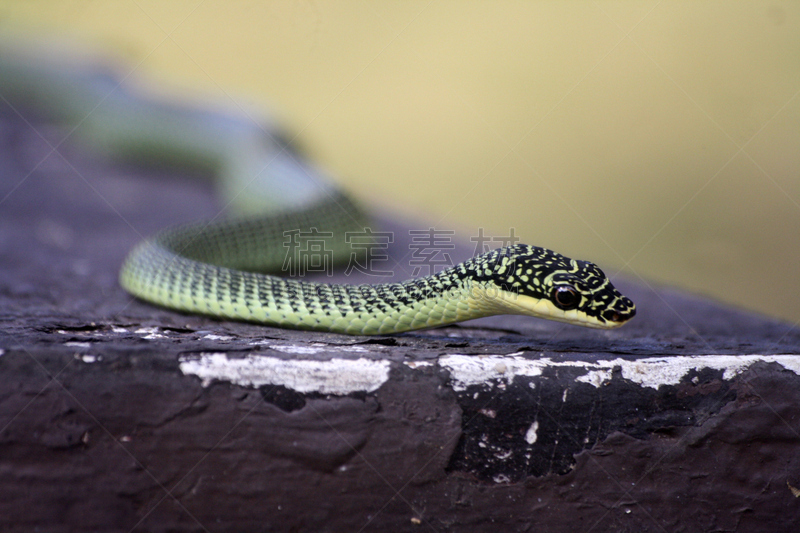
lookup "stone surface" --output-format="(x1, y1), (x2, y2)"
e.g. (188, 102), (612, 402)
(3, 100), (800, 532)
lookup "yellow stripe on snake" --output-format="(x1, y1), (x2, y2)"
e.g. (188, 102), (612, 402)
(0, 47), (636, 335)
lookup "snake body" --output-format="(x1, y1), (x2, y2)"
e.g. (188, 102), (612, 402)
(119, 189), (636, 334)
(1, 48), (636, 335)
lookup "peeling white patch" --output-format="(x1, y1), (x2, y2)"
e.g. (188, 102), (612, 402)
(179, 352), (391, 394)
(202, 334), (232, 341)
(579, 355), (800, 389)
(494, 449), (513, 460)
(135, 327), (166, 339)
(268, 344), (326, 355)
(405, 361), (434, 369)
(111, 327), (128, 334)
(266, 343), (370, 355)
(440, 353), (545, 391)
(576, 368), (612, 388)
(442, 353), (800, 391)
(345, 346), (370, 353)
(80, 354), (100, 363)
(525, 420), (539, 444)
(64, 342), (91, 348)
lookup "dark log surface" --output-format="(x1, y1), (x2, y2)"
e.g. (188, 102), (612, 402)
(3, 101), (800, 532)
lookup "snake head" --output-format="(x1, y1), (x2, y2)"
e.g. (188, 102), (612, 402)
(474, 245), (636, 329)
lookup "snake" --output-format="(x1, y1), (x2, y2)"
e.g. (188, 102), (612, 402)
(0, 46), (636, 335)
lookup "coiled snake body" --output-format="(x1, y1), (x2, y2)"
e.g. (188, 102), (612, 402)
(1, 51), (636, 335)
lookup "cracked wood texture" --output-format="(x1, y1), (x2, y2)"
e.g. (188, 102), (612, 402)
(2, 101), (800, 533)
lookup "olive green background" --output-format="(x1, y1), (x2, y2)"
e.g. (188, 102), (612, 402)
(1, 1), (798, 324)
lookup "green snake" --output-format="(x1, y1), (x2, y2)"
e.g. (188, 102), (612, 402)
(1, 48), (636, 335)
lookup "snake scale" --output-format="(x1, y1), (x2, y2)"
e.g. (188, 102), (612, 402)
(1, 48), (636, 335)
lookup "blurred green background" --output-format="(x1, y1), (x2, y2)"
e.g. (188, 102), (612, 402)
(1, 1), (798, 323)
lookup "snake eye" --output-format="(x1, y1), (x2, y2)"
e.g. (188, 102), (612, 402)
(552, 286), (580, 310)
